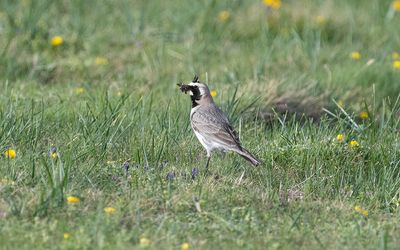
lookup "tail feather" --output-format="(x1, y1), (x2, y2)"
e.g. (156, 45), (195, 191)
(236, 148), (262, 166)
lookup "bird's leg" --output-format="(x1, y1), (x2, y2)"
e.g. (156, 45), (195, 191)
(205, 156), (211, 174)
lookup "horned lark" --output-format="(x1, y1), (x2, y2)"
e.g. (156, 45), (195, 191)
(178, 76), (261, 169)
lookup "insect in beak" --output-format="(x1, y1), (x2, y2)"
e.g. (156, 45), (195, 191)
(177, 83), (192, 94)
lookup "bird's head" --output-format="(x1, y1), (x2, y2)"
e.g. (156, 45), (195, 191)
(177, 76), (213, 107)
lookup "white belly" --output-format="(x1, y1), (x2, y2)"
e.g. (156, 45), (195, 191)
(192, 125), (228, 157)
(190, 107), (227, 157)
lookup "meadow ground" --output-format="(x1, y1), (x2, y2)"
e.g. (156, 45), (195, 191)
(1, 0), (400, 249)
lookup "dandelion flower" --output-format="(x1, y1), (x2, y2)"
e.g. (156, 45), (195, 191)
(315, 15), (326, 26)
(140, 237), (150, 247)
(349, 140), (359, 147)
(104, 207), (116, 214)
(67, 196), (81, 204)
(181, 242), (190, 250)
(359, 111), (368, 120)
(4, 148), (16, 159)
(392, 52), (399, 60)
(337, 100), (345, 108)
(336, 134), (344, 142)
(51, 36), (63, 46)
(392, 0), (400, 11)
(393, 60), (400, 70)
(210, 90), (217, 97)
(263, 0), (281, 10)
(350, 51), (361, 60)
(63, 233), (70, 240)
(354, 205), (368, 217)
(95, 57), (108, 65)
(218, 11), (230, 23)
(74, 87), (85, 94)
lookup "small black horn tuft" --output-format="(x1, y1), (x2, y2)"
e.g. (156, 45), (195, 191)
(192, 75), (199, 83)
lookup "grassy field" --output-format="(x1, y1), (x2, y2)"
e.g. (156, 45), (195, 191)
(1, 0), (400, 249)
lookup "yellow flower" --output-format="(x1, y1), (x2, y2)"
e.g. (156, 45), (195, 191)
(74, 87), (85, 94)
(67, 196), (81, 204)
(104, 207), (116, 214)
(181, 242), (190, 250)
(392, 52), (399, 60)
(263, 0), (281, 10)
(392, 0), (400, 11)
(63, 233), (70, 240)
(51, 36), (63, 46)
(140, 237), (150, 247)
(354, 205), (368, 217)
(350, 51), (361, 60)
(349, 140), (359, 147)
(393, 60), (400, 70)
(95, 57), (108, 65)
(359, 111), (368, 120)
(315, 15), (326, 26)
(218, 10), (230, 23)
(51, 152), (58, 159)
(337, 100), (345, 108)
(336, 134), (344, 142)
(4, 148), (16, 159)
(210, 90), (217, 97)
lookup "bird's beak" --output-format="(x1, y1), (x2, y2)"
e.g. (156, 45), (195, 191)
(177, 83), (192, 94)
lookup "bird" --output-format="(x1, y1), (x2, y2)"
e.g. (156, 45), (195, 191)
(178, 75), (261, 170)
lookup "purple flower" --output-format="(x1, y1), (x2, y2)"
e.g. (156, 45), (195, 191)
(166, 172), (175, 181)
(144, 163), (149, 172)
(50, 146), (57, 154)
(122, 161), (129, 172)
(191, 168), (199, 180)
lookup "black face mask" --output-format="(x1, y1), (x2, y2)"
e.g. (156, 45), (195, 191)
(178, 83), (202, 108)
(189, 85), (201, 107)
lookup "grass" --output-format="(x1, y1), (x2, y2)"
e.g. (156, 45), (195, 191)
(1, 0), (400, 249)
